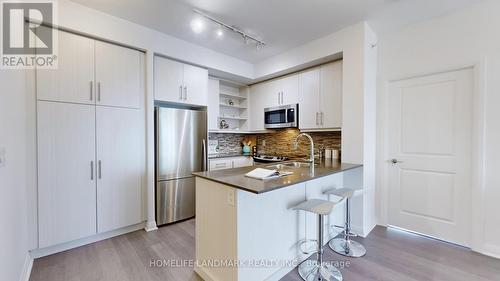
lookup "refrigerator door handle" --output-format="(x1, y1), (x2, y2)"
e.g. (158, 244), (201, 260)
(202, 139), (207, 171)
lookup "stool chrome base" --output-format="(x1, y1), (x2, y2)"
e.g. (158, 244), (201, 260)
(298, 259), (343, 281)
(328, 238), (366, 258)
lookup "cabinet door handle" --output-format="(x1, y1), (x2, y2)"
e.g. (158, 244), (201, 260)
(89, 81), (93, 101)
(90, 161), (94, 180)
(97, 82), (101, 102)
(179, 85), (183, 100)
(98, 160), (102, 179)
(281, 92), (284, 104)
(316, 112), (319, 125)
(321, 112), (324, 125)
(184, 86), (188, 100)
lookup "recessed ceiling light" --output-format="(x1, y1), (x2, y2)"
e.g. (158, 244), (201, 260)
(190, 18), (205, 34)
(215, 28), (224, 38)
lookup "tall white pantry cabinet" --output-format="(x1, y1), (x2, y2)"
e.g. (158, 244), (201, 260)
(36, 28), (145, 248)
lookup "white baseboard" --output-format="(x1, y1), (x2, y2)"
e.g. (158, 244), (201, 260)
(19, 252), (33, 281)
(478, 243), (500, 259)
(145, 220), (158, 232)
(30, 222), (146, 259)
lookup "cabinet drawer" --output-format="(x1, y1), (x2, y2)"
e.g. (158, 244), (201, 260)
(209, 159), (233, 171)
(232, 156), (254, 168)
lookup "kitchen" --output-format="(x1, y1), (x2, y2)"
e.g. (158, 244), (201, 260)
(2, 1), (500, 281)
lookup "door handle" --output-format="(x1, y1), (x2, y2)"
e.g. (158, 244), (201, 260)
(89, 81), (93, 101)
(183, 86), (188, 100)
(90, 161), (94, 180)
(280, 92), (283, 104)
(202, 139), (207, 171)
(321, 112), (324, 125)
(316, 112), (319, 125)
(97, 82), (101, 102)
(179, 85), (183, 100)
(98, 160), (102, 179)
(390, 159), (404, 164)
(278, 92), (280, 105)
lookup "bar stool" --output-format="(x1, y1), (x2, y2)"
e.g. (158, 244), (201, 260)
(324, 188), (366, 258)
(292, 199), (343, 281)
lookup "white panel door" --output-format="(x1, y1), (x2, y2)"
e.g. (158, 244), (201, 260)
(37, 28), (95, 104)
(388, 68), (473, 246)
(154, 57), (184, 102)
(183, 64), (208, 106)
(279, 74), (299, 105)
(298, 67), (320, 129)
(95, 41), (143, 109)
(320, 61), (343, 128)
(232, 157), (254, 168)
(37, 101), (96, 248)
(96, 106), (144, 233)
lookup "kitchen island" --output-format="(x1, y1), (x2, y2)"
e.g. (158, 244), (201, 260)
(192, 160), (363, 281)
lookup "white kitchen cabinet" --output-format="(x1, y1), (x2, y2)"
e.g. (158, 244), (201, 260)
(183, 63), (208, 106)
(95, 41), (143, 109)
(209, 156), (253, 171)
(96, 106), (144, 233)
(37, 28), (95, 105)
(209, 159), (233, 171)
(154, 56), (208, 106)
(299, 61), (343, 130)
(232, 156), (254, 168)
(298, 67), (321, 129)
(154, 57), (184, 103)
(249, 81), (274, 131)
(320, 61), (343, 128)
(37, 101), (97, 248)
(207, 78), (220, 131)
(279, 74), (299, 105)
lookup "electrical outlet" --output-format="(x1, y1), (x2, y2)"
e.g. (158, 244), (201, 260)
(227, 189), (235, 206)
(0, 147), (5, 168)
(262, 140), (266, 147)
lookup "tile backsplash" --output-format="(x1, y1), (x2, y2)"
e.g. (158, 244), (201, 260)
(256, 129), (341, 158)
(209, 129), (341, 158)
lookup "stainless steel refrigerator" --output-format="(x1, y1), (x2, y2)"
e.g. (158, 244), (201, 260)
(155, 107), (207, 226)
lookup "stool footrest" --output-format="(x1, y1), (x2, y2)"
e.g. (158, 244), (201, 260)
(297, 239), (318, 255)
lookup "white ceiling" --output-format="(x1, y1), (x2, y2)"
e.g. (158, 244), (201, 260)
(70, 0), (482, 63)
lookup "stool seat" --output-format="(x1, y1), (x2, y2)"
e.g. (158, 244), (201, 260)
(292, 199), (336, 216)
(324, 188), (354, 199)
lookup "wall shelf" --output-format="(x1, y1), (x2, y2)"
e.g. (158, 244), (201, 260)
(219, 103), (247, 109)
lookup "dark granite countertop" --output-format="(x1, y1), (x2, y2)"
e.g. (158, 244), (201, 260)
(193, 160), (362, 194)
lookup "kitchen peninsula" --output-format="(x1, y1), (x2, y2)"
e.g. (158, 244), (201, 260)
(193, 160), (362, 281)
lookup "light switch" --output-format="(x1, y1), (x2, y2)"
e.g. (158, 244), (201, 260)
(0, 147), (5, 168)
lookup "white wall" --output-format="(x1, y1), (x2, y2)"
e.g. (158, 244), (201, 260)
(376, 0), (500, 257)
(0, 70), (32, 281)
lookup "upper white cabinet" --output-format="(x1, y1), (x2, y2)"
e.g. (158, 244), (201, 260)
(96, 106), (144, 233)
(298, 68), (321, 129)
(37, 29), (143, 109)
(183, 63), (209, 106)
(299, 61), (343, 130)
(278, 74), (299, 105)
(154, 58), (184, 102)
(37, 101), (97, 248)
(95, 41), (143, 109)
(320, 61), (342, 128)
(154, 56), (208, 106)
(249, 81), (274, 131)
(37, 28), (95, 105)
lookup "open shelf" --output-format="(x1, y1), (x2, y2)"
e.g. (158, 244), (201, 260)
(219, 103), (247, 109)
(218, 116), (247, 120)
(220, 91), (247, 100)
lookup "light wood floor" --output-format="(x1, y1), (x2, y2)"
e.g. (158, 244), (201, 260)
(30, 219), (500, 281)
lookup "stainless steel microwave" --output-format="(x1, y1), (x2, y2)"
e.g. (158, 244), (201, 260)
(264, 104), (298, 129)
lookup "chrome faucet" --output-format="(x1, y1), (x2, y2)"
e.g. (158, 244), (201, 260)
(293, 133), (315, 163)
